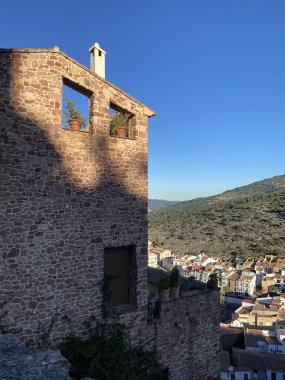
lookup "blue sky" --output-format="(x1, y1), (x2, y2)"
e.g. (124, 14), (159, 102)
(2, 0), (285, 200)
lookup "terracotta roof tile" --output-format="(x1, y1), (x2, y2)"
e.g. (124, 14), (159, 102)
(233, 347), (285, 373)
(264, 336), (278, 345)
(244, 330), (265, 348)
(232, 348), (266, 371)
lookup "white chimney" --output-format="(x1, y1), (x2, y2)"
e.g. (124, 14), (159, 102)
(89, 42), (106, 78)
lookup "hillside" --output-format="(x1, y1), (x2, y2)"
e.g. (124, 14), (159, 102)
(148, 199), (178, 211)
(149, 175), (285, 258)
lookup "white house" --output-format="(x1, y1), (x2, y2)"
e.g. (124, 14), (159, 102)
(237, 274), (256, 296)
(148, 251), (158, 268)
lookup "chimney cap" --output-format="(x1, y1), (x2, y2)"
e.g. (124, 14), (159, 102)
(89, 42), (106, 55)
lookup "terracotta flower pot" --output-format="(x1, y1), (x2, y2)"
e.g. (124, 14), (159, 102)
(117, 127), (127, 138)
(69, 119), (81, 131)
(158, 288), (170, 302)
(169, 285), (180, 299)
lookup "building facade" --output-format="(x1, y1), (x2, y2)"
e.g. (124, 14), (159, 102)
(0, 47), (220, 379)
(0, 46), (154, 342)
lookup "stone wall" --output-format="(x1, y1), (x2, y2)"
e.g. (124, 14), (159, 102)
(0, 48), (152, 343)
(0, 48), (220, 379)
(156, 289), (220, 380)
(117, 289), (221, 380)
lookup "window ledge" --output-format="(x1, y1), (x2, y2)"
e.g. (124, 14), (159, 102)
(109, 304), (137, 316)
(62, 127), (92, 134)
(109, 135), (136, 141)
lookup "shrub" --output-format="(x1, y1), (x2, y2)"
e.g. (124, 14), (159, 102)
(63, 98), (87, 128)
(169, 266), (180, 287)
(158, 273), (170, 290)
(60, 323), (161, 380)
(110, 112), (130, 135)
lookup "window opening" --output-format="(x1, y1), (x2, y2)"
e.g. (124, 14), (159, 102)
(62, 77), (92, 132)
(109, 102), (134, 138)
(104, 246), (136, 307)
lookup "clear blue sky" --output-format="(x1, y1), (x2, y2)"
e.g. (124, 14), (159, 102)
(2, 0), (285, 200)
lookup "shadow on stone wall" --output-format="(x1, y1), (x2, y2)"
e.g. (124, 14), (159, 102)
(0, 52), (148, 343)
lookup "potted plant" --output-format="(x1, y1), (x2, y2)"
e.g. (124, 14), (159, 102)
(207, 273), (219, 289)
(110, 112), (130, 138)
(169, 266), (180, 299)
(63, 97), (87, 131)
(158, 273), (170, 302)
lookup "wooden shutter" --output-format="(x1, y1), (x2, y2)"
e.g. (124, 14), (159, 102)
(104, 247), (131, 306)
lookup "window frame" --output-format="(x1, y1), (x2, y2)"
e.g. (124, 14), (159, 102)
(104, 245), (137, 309)
(62, 76), (93, 133)
(109, 101), (135, 139)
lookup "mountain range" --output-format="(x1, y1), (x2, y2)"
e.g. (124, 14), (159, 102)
(148, 199), (178, 210)
(149, 175), (285, 258)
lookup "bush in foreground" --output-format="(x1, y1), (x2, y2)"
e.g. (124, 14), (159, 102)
(60, 323), (161, 380)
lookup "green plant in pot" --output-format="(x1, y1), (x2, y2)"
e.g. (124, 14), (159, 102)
(158, 273), (170, 302)
(63, 97), (87, 131)
(207, 273), (219, 289)
(110, 112), (131, 138)
(169, 266), (181, 299)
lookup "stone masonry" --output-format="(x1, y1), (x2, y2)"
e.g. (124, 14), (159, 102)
(0, 48), (220, 379)
(0, 333), (71, 380)
(0, 47), (153, 343)
(119, 287), (221, 380)
(154, 289), (220, 379)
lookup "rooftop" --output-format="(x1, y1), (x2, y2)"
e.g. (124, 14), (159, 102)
(235, 307), (251, 316)
(263, 336), (279, 345)
(253, 303), (279, 312)
(232, 348), (266, 371)
(233, 347), (285, 372)
(220, 324), (244, 335)
(244, 329), (265, 348)
(149, 247), (170, 254)
(228, 273), (241, 281)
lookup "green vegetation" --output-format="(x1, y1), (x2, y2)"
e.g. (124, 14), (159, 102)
(110, 112), (131, 135)
(63, 97), (87, 128)
(158, 273), (170, 290)
(169, 266), (180, 287)
(149, 175), (285, 259)
(207, 273), (219, 289)
(148, 199), (178, 210)
(60, 323), (161, 380)
(220, 286), (230, 303)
